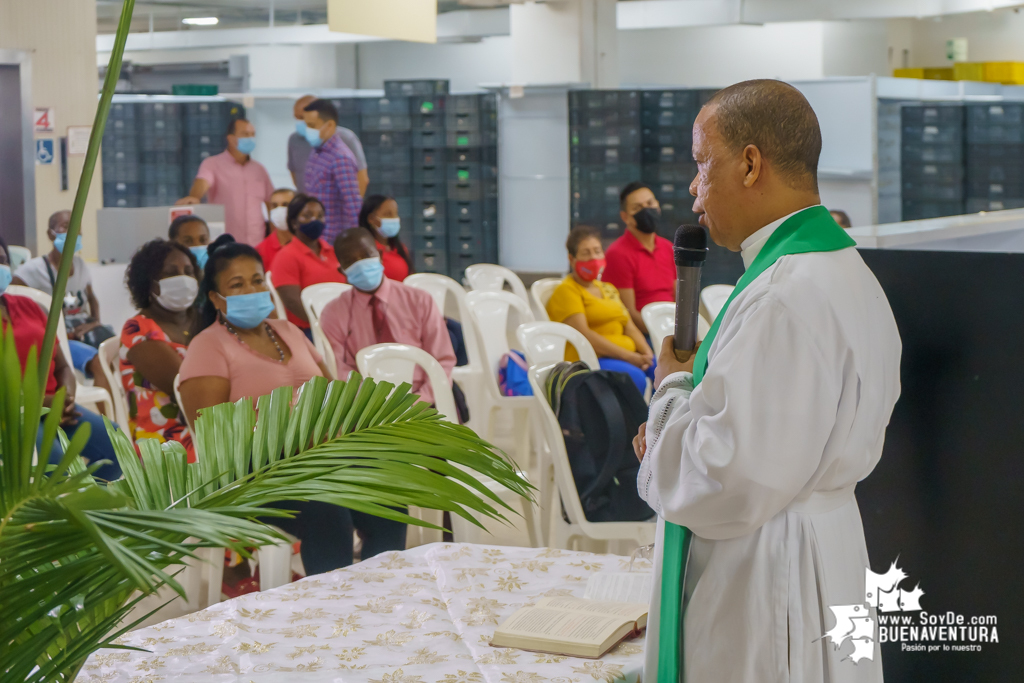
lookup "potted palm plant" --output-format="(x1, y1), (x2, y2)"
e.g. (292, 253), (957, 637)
(0, 2), (531, 681)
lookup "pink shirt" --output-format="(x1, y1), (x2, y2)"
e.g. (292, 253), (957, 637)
(196, 151), (275, 247)
(320, 277), (456, 405)
(177, 318), (324, 403)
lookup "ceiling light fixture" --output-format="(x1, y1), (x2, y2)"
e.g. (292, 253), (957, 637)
(182, 16), (219, 26)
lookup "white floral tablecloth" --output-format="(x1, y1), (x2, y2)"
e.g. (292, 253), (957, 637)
(81, 543), (650, 683)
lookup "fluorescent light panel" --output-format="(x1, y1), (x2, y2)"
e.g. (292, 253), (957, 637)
(182, 16), (219, 26)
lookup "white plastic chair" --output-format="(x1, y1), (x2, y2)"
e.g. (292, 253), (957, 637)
(464, 264), (530, 304)
(264, 271), (288, 321)
(642, 302), (710, 355)
(405, 273), (486, 428)
(516, 321), (600, 370)
(300, 282), (352, 379)
(97, 338), (133, 443)
(6, 285), (114, 417)
(528, 363), (657, 550)
(357, 343), (540, 548)
(174, 374), (294, 602)
(700, 284), (735, 324)
(464, 290), (535, 470)
(8, 245), (31, 271)
(529, 277), (562, 322)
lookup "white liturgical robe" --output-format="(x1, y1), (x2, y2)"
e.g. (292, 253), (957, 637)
(638, 211), (902, 683)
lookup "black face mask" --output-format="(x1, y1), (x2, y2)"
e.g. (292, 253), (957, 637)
(298, 219), (326, 240)
(632, 207), (661, 234)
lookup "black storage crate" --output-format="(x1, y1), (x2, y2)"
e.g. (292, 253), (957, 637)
(358, 97), (411, 115)
(902, 199), (964, 220)
(367, 181), (412, 198)
(445, 130), (497, 148)
(361, 113), (412, 132)
(412, 130), (445, 149)
(362, 131), (412, 148)
(414, 249), (447, 274)
(641, 127), (693, 147)
(571, 125), (640, 148)
(641, 90), (699, 111)
(365, 146), (412, 166)
(902, 142), (963, 164)
(412, 166), (446, 184)
(965, 198), (1024, 212)
(413, 214), (447, 237)
(385, 79), (449, 98)
(569, 90), (639, 112)
(570, 146), (641, 165)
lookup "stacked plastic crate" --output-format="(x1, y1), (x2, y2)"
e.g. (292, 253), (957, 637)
(639, 89), (710, 239)
(183, 102), (244, 198)
(964, 103), (1024, 213)
(102, 103), (140, 208)
(407, 87), (449, 276)
(876, 100), (903, 224)
(361, 93), (414, 261)
(138, 102), (184, 208)
(446, 93), (499, 282)
(569, 90), (641, 239)
(900, 104), (965, 220)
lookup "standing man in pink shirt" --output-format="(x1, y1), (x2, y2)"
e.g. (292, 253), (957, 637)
(175, 119), (274, 247)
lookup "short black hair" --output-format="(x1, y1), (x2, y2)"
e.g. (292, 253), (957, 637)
(566, 224), (601, 257)
(200, 234), (265, 329)
(227, 117), (249, 136)
(286, 193), (325, 234)
(125, 239), (199, 310)
(703, 79), (822, 192)
(619, 181), (652, 210)
(48, 210), (71, 232)
(358, 194), (413, 274)
(333, 227), (377, 266)
(303, 99), (338, 124)
(830, 209), (852, 228)
(168, 214), (209, 240)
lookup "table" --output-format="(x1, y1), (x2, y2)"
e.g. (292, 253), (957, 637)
(80, 543), (650, 683)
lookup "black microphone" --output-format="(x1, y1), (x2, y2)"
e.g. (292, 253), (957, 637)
(673, 225), (708, 360)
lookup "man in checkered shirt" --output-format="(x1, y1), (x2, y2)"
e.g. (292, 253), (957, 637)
(302, 99), (362, 243)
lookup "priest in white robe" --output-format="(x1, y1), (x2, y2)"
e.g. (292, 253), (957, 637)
(635, 80), (902, 683)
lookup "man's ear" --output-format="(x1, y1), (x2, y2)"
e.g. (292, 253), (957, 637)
(741, 144), (762, 188)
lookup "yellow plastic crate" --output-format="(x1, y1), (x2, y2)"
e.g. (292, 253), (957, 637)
(953, 62), (986, 81)
(893, 68), (953, 80)
(983, 62), (1024, 85)
(894, 68), (924, 79)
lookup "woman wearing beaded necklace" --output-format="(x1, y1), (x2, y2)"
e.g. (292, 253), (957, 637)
(178, 235), (357, 577)
(178, 234), (330, 425)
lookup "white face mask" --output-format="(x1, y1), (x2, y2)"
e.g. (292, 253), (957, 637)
(269, 206), (288, 230)
(153, 275), (199, 312)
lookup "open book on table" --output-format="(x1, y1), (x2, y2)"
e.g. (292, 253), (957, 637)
(489, 596), (647, 659)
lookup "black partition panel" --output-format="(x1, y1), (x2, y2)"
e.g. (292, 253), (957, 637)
(856, 248), (1024, 681)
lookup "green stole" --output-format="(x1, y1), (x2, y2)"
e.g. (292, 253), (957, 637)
(656, 205), (856, 682)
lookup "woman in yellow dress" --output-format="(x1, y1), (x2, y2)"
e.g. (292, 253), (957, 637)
(546, 224), (656, 392)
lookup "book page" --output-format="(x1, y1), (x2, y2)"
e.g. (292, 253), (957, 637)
(497, 607), (627, 644)
(584, 572), (653, 604)
(536, 596), (648, 621)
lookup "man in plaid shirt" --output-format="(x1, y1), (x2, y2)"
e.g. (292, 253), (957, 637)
(303, 99), (362, 243)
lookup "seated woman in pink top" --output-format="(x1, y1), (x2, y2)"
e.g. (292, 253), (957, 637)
(178, 234), (352, 575)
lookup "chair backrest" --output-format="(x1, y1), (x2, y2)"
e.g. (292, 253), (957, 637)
(356, 343), (458, 423)
(529, 277), (562, 322)
(264, 271), (287, 321)
(700, 284), (735, 324)
(642, 301), (710, 354)
(464, 264), (530, 304)
(6, 285), (72, 368)
(98, 337), (133, 438)
(404, 273), (484, 372)
(527, 364), (590, 526)
(8, 245), (31, 272)
(516, 321), (600, 370)
(464, 290), (534, 389)
(300, 282), (352, 363)
(173, 374), (190, 431)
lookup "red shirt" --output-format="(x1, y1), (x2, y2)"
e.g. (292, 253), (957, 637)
(378, 241), (410, 282)
(257, 231), (291, 272)
(269, 237), (347, 328)
(2, 294), (58, 393)
(602, 230), (676, 311)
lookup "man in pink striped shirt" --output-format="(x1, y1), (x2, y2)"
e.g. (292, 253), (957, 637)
(320, 229), (456, 406)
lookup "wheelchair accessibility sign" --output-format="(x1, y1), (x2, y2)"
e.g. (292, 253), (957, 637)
(36, 139), (54, 165)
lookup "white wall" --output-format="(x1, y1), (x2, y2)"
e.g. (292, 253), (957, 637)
(907, 8), (1024, 65)
(618, 22), (826, 87)
(356, 36), (512, 91)
(822, 20), (890, 77)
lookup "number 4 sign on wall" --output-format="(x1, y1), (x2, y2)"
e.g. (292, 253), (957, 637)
(34, 107), (54, 133)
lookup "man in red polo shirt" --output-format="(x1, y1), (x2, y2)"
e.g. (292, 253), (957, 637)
(602, 182), (676, 334)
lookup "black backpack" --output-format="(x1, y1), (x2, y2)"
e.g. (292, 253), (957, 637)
(544, 362), (655, 523)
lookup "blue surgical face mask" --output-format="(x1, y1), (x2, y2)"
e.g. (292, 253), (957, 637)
(296, 120), (307, 136)
(220, 290), (276, 330)
(344, 256), (385, 292)
(53, 233), (83, 254)
(190, 245), (209, 270)
(304, 126), (325, 149)
(236, 136), (257, 155)
(0, 265), (11, 295)
(379, 217), (401, 238)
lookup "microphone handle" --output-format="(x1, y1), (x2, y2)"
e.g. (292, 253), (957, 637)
(673, 264), (704, 355)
